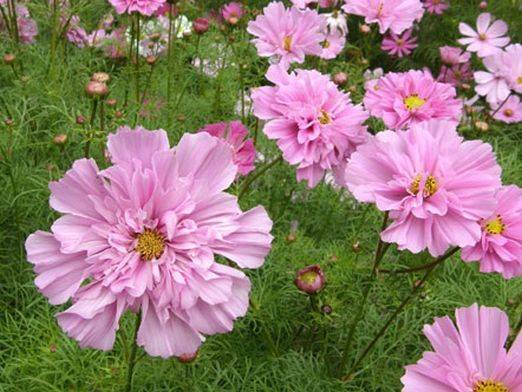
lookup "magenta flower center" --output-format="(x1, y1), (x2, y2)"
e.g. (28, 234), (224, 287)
(409, 174), (439, 198)
(283, 36), (293, 52)
(404, 94), (426, 111)
(484, 216), (505, 235)
(135, 229), (166, 261)
(318, 110), (331, 125)
(473, 380), (509, 392)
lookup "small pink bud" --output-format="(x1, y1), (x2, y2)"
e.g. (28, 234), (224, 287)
(295, 264), (325, 294)
(146, 55), (158, 65)
(3, 53), (15, 65)
(193, 17), (210, 34)
(85, 81), (109, 98)
(333, 72), (347, 86)
(178, 351), (198, 363)
(53, 134), (68, 145)
(76, 115), (86, 125)
(475, 121), (489, 132)
(321, 304), (333, 315)
(91, 72), (110, 84)
(359, 24), (371, 34)
(479, 1), (487, 9)
(5, 118), (13, 126)
(106, 99), (118, 107)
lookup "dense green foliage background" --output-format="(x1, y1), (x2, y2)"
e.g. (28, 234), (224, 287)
(0, 0), (521, 390)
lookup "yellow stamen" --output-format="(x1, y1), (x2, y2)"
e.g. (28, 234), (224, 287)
(322, 39), (331, 49)
(485, 216), (505, 235)
(404, 94), (426, 111)
(135, 229), (165, 261)
(283, 36), (292, 52)
(517, 76), (522, 84)
(473, 380), (509, 392)
(409, 174), (422, 195)
(318, 110), (331, 125)
(409, 174), (439, 197)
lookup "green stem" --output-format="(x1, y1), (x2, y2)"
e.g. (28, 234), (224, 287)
(125, 312), (141, 392)
(166, 4), (174, 126)
(379, 257), (442, 274)
(84, 99), (98, 158)
(8, 0), (19, 46)
(134, 13), (141, 105)
(238, 156), (283, 200)
(98, 100), (105, 156)
(337, 212), (389, 376)
(343, 247), (460, 380)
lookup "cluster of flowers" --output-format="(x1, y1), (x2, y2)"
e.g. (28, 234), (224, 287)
(0, 0), (38, 44)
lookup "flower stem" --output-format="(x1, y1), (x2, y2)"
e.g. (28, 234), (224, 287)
(98, 100), (106, 156)
(378, 257), (442, 274)
(134, 13), (141, 105)
(125, 312), (141, 392)
(166, 3), (174, 126)
(336, 211), (389, 376)
(342, 247), (460, 380)
(491, 93), (512, 117)
(84, 98), (98, 158)
(238, 156), (283, 200)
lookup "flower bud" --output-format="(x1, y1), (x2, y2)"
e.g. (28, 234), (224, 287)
(359, 24), (371, 34)
(193, 17), (210, 34)
(91, 72), (110, 84)
(479, 1), (487, 9)
(333, 72), (347, 86)
(85, 81), (109, 98)
(475, 121), (489, 132)
(146, 55), (158, 65)
(295, 264), (325, 294)
(461, 83), (471, 90)
(178, 351), (198, 363)
(352, 240), (360, 253)
(53, 134), (67, 145)
(321, 304), (332, 315)
(3, 53), (15, 65)
(106, 99), (118, 107)
(228, 16), (239, 25)
(5, 118), (13, 126)
(114, 110), (123, 119)
(76, 114), (86, 125)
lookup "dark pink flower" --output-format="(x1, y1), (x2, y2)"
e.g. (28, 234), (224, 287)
(221, 2), (244, 25)
(381, 28), (417, 57)
(423, 0), (448, 15)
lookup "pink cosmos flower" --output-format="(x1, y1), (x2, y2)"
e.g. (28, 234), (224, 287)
(491, 95), (522, 123)
(197, 121), (256, 177)
(381, 29), (417, 58)
(291, 0), (339, 8)
(252, 64), (369, 188)
(474, 56), (511, 105)
(247, 2), (325, 65)
(438, 63), (472, 88)
(401, 304), (522, 391)
(108, 0), (166, 16)
(461, 185), (522, 279)
(497, 44), (522, 94)
(423, 0), (448, 15)
(363, 70), (463, 130)
(458, 13), (509, 58)
(340, 120), (501, 256)
(439, 45), (471, 65)
(221, 2), (243, 24)
(342, 0), (424, 35)
(319, 29), (346, 60)
(363, 67), (384, 91)
(2, 5), (39, 44)
(25, 126), (273, 358)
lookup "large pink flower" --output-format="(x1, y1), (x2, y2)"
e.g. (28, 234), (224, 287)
(342, 0), (424, 35)
(497, 44), (522, 94)
(247, 2), (326, 65)
(197, 121), (256, 177)
(340, 120), (501, 256)
(458, 13), (509, 58)
(401, 304), (522, 391)
(462, 185), (522, 279)
(363, 70), (463, 130)
(491, 95), (522, 124)
(108, 0), (166, 16)
(252, 64), (369, 188)
(474, 56), (511, 105)
(25, 126), (273, 358)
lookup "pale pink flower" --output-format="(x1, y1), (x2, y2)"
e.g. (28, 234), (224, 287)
(3, 5), (39, 44)
(100, 27), (127, 59)
(319, 30), (346, 59)
(438, 63), (472, 87)
(221, 2), (243, 24)
(401, 304), (522, 391)
(291, 0), (339, 8)
(423, 0), (448, 15)
(381, 29), (417, 58)
(491, 95), (522, 123)
(340, 120), (501, 256)
(197, 121), (256, 177)
(458, 13), (509, 58)
(25, 126), (273, 358)
(342, 0), (424, 35)
(363, 67), (384, 91)
(462, 185), (522, 279)
(497, 43), (522, 94)
(252, 64), (369, 188)
(108, 0), (166, 16)
(363, 70), (463, 130)
(439, 45), (471, 65)
(247, 2), (326, 65)
(474, 56), (511, 105)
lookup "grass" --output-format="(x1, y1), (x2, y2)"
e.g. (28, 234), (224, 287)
(1, 0), (521, 391)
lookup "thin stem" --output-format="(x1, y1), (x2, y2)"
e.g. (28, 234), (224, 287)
(379, 258), (442, 274)
(84, 99), (98, 158)
(0, 5), (14, 42)
(491, 93), (512, 117)
(166, 4), (174, 125)
(337, 212), (389, 376)
(125, 312), (142, 392)
(343, 247), (460, 380)
(134, 13), (141, 105)
(238, 156), (283, 199)
(8, 0), (19, 46)
(98, 100), (105, 156)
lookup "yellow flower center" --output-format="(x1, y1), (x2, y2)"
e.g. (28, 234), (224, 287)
(318, 110), (331, 125)
(409, 174), (439, 197)
(283, 36), (292, 52)
(517, 76), (522, 84)
(473, 380), (510, 392)
(135, 229), (165, 261)
(300, 271), (318, 284)
(479, 33), (487, 41)
(485, 216), (505, 235)
(404, 94), (426, 111)
(322, 39), (331, 48)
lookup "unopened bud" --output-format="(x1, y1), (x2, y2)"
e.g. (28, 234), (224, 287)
(333, 72), (347, 86)
(114, 110), (123, 119)
(3, 53), (15, 65)
(295, 265), (325, 294)
(193, 17), (210, 34)
(461, 83), (471, 90)
(5, 118), (13, 126)
(91, 72), (110, 84)
(85, 81), (109, 98)
(106, 99), (117, 107)
(352, 241), (360, 253)
(321, 304), (332, 315)
(475, 121), (489, 132)
(53, 134), (67, 145)
(146, 55), (158, 65)
(76, 114), (86, 125)
(479, 1), (487, 9)
(359, 24), (371, 34)
(178, 351), (198, 363)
